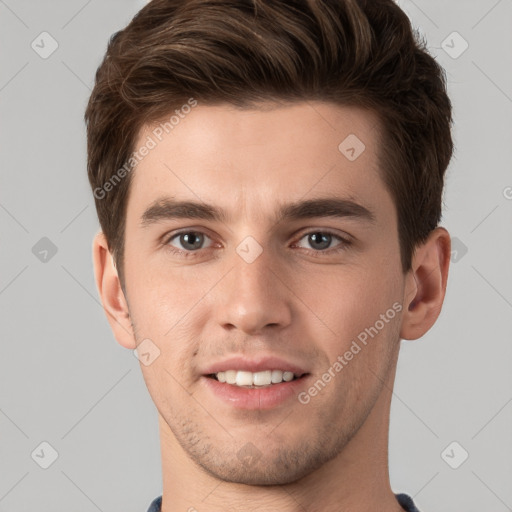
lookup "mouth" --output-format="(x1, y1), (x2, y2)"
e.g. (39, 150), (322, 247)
(200, 356), (311, 409)
(201, 365), (311, 410)
(205, 369), (308, 388)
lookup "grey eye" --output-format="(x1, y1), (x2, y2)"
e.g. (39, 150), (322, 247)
(297, 232), (341, 251)
(169, 232), (211, 251)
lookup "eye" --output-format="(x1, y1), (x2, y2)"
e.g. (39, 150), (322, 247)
(165, 230), (214, 254)
(294, 230), (351, 253)
(162, 228), (352, 259)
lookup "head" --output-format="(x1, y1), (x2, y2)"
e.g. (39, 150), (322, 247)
(87, 0), (452, 487)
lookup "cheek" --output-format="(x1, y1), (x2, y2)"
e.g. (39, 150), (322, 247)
(125, 271), (199, 382)
(127, 258), (198, 330)
(308, 263), (402, 357)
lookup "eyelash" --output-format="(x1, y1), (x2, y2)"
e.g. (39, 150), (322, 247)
(162, 229), (352, 259)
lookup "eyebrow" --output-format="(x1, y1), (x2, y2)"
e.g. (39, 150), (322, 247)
(140, 196), (376, 227)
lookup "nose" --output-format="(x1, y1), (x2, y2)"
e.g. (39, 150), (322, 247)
(213, 246), (293, 335)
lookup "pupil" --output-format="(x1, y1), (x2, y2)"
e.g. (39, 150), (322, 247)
(310, 232), (330, 250)
(182, 232), (202, 249)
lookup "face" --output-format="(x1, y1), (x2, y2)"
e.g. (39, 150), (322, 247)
(122, 101), (406, 485)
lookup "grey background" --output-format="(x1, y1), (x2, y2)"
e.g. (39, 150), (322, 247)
(1, 0), (511, 510)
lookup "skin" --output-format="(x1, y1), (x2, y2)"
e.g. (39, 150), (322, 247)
(93, 101), (450, 512)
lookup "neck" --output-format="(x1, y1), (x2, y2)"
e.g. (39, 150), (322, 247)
(159, 359), (403, 512)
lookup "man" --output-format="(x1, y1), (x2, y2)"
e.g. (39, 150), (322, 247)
(85, 0), (453, 510)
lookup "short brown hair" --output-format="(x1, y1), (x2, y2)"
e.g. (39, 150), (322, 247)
(85, 0), (453, 288)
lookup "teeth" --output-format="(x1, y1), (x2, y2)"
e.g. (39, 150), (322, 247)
(271, 370), (283, 383)
(214, 369), (299, 387)
(225, 370), (237, 384)
(253, 370), (272, 386)
(236, 371), (253, 386)
(282, 371), (294, 382)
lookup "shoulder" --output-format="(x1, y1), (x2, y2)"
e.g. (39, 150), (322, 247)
(396, 493), (421, 512)
(146, 495), (162, 512)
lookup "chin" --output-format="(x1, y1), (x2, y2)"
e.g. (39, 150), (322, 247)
(194, 444), (334, 486)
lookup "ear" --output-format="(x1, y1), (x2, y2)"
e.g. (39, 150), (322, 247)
(400, 227), (451, 340)
(92, 231), (136, 349)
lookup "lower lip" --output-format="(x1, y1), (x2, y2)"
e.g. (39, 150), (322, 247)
(201, 375), (309, 410)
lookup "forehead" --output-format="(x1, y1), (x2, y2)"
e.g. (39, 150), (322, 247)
(127, 101), (392, 224)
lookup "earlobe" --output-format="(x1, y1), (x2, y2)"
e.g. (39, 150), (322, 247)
(400, 227), (451, 340)
(92, 231), (136, 349)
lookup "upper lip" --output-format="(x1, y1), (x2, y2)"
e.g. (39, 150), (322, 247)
(201, 355), (309, 376)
